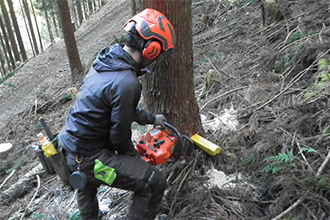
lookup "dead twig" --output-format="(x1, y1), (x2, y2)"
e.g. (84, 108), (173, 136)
(272, 197), (304, 220)
(200, 86), (248, 110)
(194, 30), (237, 47)
(168, 158), (197, 218)
(203, 55), (232, 78)
(0, 170), (16, 190)
(316, 149), (330, 177)
(254, 48), (330, 112)
(20, 174), (41, 220)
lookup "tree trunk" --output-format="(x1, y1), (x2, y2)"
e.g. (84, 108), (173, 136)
(0, 0), (21, 62)
(56, 0), (85, 82)
(19, 0), (35, 57)
(261, 0), (284, 27)
(0, 48), (6, 76)
(7, 0), (27, 61)
(42, 0), (54, 43)
(30, 0), (43, 52)
(141, 0), (202, 136)
(22, 0), (39, 55)
(88, 0), (93, 14)
(76, 0), (84, 25)
(0, 16), (15, 70)
(131, 0), (136, 16)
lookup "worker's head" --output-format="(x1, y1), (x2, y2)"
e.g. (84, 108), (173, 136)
(124, 8), (176, 70)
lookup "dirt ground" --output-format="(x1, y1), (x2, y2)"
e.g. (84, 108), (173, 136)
(1, 0), (330, 219)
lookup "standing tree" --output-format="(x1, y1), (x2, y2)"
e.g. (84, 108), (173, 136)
(56, 0), (85, 82)
(141, 0), (202, 136)
(21, 0), (39, 55)
(40, 0), (54, 43)
(0, 16), (15, 70)
(7, 0), (27, 61)
(0, 0), (20, 62)
(30, 0), (43, 52)
(76, 0), (84, 25)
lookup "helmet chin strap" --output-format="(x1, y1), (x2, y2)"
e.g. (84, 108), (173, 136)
(139, 49), (174, 76)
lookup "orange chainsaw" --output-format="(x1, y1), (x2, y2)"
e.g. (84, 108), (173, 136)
(135, 122), (191, 165)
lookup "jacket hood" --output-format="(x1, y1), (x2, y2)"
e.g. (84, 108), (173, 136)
(93, 44), (142, 75)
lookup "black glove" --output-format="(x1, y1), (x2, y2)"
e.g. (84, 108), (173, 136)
(154, 114), (166, 129)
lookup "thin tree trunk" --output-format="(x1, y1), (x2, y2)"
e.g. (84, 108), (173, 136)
(83, 0), (88, 20)
(68, 0), (77, 30)
(56, 0), (85, 82)
(131, 0), (136, 16)
(88, 0), (93, 14)
(0, 48), (6, 76)
(7, 0), (27, 61)
(141, 0), (202, 136)
(30, 0), (43, 52)
(19, 0), (35, 57)
(0, 29), (11, 72)
(0, 0), (21, 62)
(76, 0), (84, 25)
(42, 0), (54, 43)
(22, 0), (39, 55)
(0, 16), (15, 70)
(49, 0), (60, 38)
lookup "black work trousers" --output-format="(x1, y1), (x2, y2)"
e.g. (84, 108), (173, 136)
(67, 149), (166, 220)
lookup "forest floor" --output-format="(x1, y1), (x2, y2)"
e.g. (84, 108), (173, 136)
(1, 0), (330, 219)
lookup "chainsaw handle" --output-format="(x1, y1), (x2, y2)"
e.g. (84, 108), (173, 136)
(163, 122), (184, 163)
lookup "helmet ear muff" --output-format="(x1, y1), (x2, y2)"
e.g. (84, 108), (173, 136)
(142, 40), (161, 60)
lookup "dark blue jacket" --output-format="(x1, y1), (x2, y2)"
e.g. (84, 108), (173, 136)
(58, 44), (155, 156)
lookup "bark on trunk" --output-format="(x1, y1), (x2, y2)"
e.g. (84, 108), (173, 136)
(141, 0), (202, 136)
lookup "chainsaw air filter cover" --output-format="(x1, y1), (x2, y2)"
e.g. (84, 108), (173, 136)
(135, 127), (179, 165)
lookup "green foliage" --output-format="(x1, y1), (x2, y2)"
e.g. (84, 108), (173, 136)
(230, 19), (238, 26)
(316, 71), (330, 82)
(60, 93), (73, 104)
(289, 31), (305, 43)
(203, 53), (215, 62)
(318, 58), (329, 70)
(233, 0), (261, 7)
(7, 156), (29, 174)
(3, 82), (16, 87)
(241, 152), (256, 167)
(261, 148), (317, 174)
(317, 176), (330, 190)
(29, 212), (52, 220)
(69, 210), (82, 220)
(0, 72), (15, 85)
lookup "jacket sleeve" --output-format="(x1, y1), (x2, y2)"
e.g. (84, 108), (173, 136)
(108, 72), (141, 155)
(134, 107), (155, 125)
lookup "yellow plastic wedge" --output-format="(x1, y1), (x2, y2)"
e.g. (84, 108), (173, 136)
(190, 134), (221, 156)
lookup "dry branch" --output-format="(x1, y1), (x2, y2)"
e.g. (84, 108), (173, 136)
(20, 175), (41, 220)
(0, 170), (16, 190)
(1, 163), (43, 198)
(316, 149), (330, 177)
(272, 198), (304, 220)
(200, 86), (248, 110)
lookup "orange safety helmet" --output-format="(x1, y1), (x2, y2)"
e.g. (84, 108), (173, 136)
(125, 8), (176, 61)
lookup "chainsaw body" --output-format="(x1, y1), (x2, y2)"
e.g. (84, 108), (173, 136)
(135, 123), (182, 165)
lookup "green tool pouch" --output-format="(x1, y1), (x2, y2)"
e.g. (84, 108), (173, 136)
(94, 159), (117, 185)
